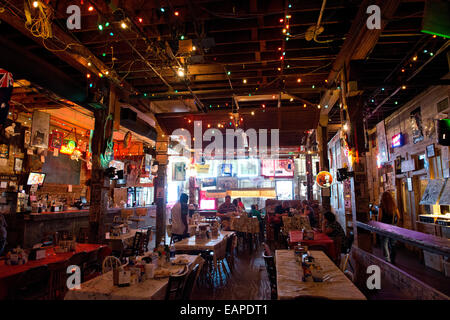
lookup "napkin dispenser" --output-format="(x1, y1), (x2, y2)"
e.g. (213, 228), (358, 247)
(29, 248), (46, 260)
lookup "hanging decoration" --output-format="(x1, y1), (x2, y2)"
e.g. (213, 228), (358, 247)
(100, 114), (115, 169)
(59, 139), (77, 155)
(0, 68), (13, 125)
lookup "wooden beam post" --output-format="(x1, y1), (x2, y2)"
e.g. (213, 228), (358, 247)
(154, 132), (169, 245)
(317, 116), (331, 211)
(88, 107), (109, 244)
(306, 154), (313, 201)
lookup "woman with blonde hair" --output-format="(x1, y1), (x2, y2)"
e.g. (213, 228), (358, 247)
(378, 191), (401, 264)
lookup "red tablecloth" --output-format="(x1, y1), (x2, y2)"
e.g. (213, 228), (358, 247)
(288, 230), (336, 260)
(0, 243), (105, 299)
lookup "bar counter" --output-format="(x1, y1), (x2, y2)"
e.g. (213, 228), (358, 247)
(6, 206), (156, 249)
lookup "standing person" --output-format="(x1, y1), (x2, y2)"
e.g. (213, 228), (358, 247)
(0, 213), (7, 256)
(269, 205), (284, 243)
(378, 191), (401, 264)
(171, 193), (189, 243)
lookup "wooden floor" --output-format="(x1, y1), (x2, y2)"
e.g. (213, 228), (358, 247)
(191, 241), (272, 300)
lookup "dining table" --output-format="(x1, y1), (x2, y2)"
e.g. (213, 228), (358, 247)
(275, 249), (366, 300)
(0, 243), (105, 299)
(64, 254), (203, 300)
(174, 231), (234, 270)
(288, 230), (336, 260)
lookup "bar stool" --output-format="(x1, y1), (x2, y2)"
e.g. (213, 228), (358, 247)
(130, 207), (148, 229)
(120, 209), (134, 227)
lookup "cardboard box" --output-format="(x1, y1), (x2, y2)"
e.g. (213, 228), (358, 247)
(423, 251), (443, 272)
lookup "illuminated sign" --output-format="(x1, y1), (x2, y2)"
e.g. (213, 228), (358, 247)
(316, 171), (333, 188)
(60, 139), (77, 155)
(391, 133), (404, 148)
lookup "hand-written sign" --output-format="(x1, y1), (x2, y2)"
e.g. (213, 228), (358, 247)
(420, 179), (445, 205)
(401, 159), (416, 173)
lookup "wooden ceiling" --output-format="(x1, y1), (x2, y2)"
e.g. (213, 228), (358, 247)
(1, 0), (449, 148)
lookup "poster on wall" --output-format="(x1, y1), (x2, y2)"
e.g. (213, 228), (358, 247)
(0, 143), (8, 159)
(410, 107), (424, 144)
(221, 163), (232, 176)
(145, 154), (152, 172)
(217, 177), (238, 190)
(49, 130), (63, 151)
(31, 111), (50, 149)
(376, 120), (389, 163)
(438, 179), (450, 205)
(261, 159), (294, 177)
(419, 179), (445, 205)
(172, 162), (186, 181)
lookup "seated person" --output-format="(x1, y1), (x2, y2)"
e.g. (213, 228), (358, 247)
(250, 204), (262, 222)
(281, 201), (291, 214)
(218, 195), (237, 214)
(269, 205), (284, 241)
(218, 195), (237, 230)
(322, 211), (346, 253)
(303, 205), (317, 228)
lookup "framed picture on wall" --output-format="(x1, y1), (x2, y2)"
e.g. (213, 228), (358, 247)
(426, 144), (435, 158)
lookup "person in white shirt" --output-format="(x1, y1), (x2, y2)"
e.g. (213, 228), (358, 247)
(171, 193), (189, 242)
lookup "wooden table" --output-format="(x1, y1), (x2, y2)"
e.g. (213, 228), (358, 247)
(275, 250), (366, 300)
(288, 230), (336, 260)
(174, 231), (234, 269)
(0, 243), (105, 299)
(64, 254), (202, 300)
(357, 221), (450, 257)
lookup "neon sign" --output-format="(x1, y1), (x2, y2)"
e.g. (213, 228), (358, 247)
(60, 139), (77, 155)
(392, 133), (404, 148)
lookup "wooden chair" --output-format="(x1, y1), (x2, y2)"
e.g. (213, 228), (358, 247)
(263, 252), (277, 300)
(102, 256), (122, 274)
(129, 207), (148, 229)
(122, 231), (144, 258)
(225, 234), (237, 273)
(182, 264), (200, 300)
(67, 251), (88, 280)
(97, 246), (112, 270)
(83, 248), (101, 282)
(140, 227), (152, 255)
(48, 260), (69, 300)
(212, 240), (229, 286)
(164, 270), (189, 300)
(8, 265), (50, 300)
(120, 209), (134, 226)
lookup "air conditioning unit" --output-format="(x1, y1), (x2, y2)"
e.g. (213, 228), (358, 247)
(120, 108), (157, 141)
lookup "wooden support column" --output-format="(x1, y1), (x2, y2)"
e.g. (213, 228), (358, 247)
(317, 116), (331, 211)
(154, 134), (169, 245)
(347, 96), (371, 250)
(306, 154), (313, 201)
(88, 107), (109, 244)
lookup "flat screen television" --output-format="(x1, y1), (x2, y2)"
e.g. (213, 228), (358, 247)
(27, 172), (46, 185)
